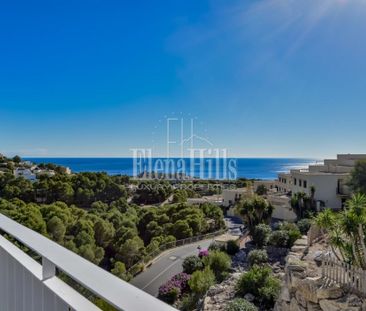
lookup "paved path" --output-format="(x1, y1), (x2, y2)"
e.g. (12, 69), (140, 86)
(130, 239), (213, 297)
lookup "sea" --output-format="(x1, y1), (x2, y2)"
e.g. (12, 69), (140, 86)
(25, 158), (318, 180)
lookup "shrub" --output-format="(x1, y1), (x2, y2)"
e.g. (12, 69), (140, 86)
(236, 265), (280, 309)
(297, 218), (312, 235)
(198, 249), (209, 258)
(158, 272), (191, 304)
(226, 298), (258, 311)
(252, 224), (272, 248)
(248, 249), (268, 266)
(158, 286), (180, 304)
(205, 251), (232, 281)
(180, 294), (198, 311)
(255, 184), (267, 196)
(268, 230), (289, 248)
(183, 255), (204, 274)
(208, 242), (221, 251)
(189, 268), (215, 296)
(278, 222), (302, 248)
(226, 240), (240, 255)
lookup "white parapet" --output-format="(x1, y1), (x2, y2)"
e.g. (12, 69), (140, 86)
(0, 213), (178, 311)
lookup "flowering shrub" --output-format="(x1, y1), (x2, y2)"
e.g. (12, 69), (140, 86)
(158, 273), (191, 304)
(198, 249), (209, 258)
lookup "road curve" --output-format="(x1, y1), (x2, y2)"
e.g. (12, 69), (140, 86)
(130, 239), (213, 296)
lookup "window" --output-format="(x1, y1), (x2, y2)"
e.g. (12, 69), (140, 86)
(299, 180), (302, 187)
(294, 178), (297, 186)
(304, 180), (307, 188)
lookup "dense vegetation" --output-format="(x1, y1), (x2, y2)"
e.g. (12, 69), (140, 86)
(0, 157), (225, 281)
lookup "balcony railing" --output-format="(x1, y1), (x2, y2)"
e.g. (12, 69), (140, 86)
(0, 213), (177, 311)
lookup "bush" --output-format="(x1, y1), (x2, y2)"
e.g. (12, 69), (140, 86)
(158, 273), (191, 304)
(226, 298), (258, 311)
(198, 249), (209, 258)
(278, 222), (302, 248)
(248, 249), (268, 266)
(252, 224), (272, 248)
(226, 240), (240, 255)
(255, 184), (267, 196)
(208, 242), (225, 251)
(268, 230), (289, 248)
(297, 218), (311, 235)
(208, 242), (222, 251)
(182, 256), (204, 274)
(180, 294), (198, 311)
(236, 265), (280, 309)
(205, 251), (232, 281)
(189, 268), (215, 296)
(158, 286), (180, 304)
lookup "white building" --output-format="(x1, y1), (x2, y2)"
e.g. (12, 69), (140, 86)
(277, 154), (366, 210)
(253, 180), (277, 193)
(14, 168), (37, 181)
(222, 188), (252, 207)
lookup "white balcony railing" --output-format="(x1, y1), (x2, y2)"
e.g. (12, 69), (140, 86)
(0, 213), (177, 311)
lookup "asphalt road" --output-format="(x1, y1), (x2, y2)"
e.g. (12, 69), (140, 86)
(131, 216), (244, 297)
(130, 239), (213, 296)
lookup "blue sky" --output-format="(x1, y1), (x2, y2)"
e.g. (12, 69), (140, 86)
(1, 0), (366, 158)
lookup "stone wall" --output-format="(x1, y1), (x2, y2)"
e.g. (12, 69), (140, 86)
(275, 236), (366, 311)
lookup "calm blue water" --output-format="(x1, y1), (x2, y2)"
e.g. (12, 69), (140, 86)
(25, 158), (317, 180)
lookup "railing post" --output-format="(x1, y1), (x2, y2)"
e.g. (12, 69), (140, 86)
(42, 257), (56, 281)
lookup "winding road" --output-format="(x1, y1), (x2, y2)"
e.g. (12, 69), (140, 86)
(130, 216), (244, 297)
(130, 239), (213, 296)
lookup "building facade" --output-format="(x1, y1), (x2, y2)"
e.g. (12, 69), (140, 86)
(276, 154), (366, 210)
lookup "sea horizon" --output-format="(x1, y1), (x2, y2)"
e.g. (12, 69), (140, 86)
(25, 157), (319, 180)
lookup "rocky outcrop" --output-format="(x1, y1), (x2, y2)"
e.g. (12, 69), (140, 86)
(202, 273), (241, 311)
(275, 236), (366, 311)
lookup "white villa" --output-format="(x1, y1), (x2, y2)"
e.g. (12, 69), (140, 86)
(14, 168), (37, 181)
(14, 166), (56, 181)
(222, 188), (253, 207)
(276, 154), (366, 210)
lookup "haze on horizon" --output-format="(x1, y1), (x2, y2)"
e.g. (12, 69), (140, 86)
(1, 0), (366, 159)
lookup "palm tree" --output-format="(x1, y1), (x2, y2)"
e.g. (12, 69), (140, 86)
(236, 195), (273, 236)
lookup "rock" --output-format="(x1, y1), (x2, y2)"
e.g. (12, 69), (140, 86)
(290, 298), (305, 311)
(295, 291), (308, 308)
(313, 251), (323, 264)
(295, 277), (321, 303)
(293, 238), (308, 247)
(280, 287), (291, 302)
(319, 299), (361, 311)
(317, 285), (343, 299)
(244, 293), (255, 302)
(308, 302), (322, 311)
(348, 294), (363, 307)
(204, 296), (212, 306)
(291, 245), (307, 253)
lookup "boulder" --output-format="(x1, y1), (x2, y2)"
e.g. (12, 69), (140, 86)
(295, 277), (321, 303)
(290, 298), (305, 311)
(319, 299), (361, 311)
(296, 291), (309, 308)
(317, 285), (343, 299)
(308, 302), (322, 311)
